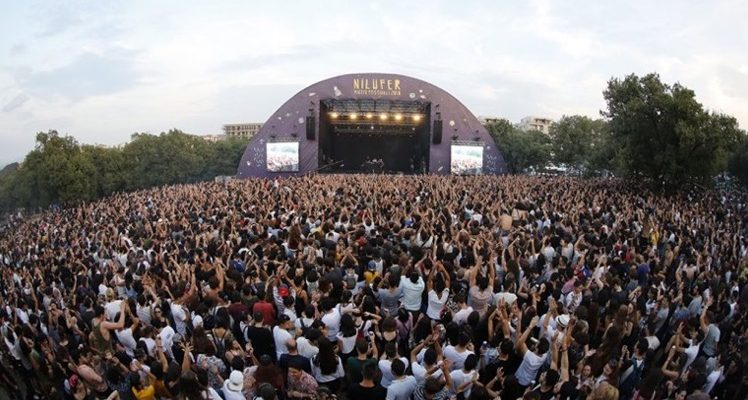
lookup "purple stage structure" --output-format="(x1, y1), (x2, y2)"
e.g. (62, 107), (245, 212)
(237, 73), (506, 178)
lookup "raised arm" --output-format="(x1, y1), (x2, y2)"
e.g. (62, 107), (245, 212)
(515, 315), (539, 356)
(101, 302), (127, 330)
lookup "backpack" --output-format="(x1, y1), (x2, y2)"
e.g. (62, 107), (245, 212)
(619, 357), (644, 397)
(210, 329), (229, 361)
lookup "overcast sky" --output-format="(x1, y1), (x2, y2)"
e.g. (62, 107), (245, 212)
(1, 0), (747, 165)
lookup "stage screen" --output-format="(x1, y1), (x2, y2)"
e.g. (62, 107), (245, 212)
(450, 144), (484, 175)
(266, 141), (299, 172)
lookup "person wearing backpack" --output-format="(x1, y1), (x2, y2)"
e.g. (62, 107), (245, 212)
(619, 339), (648, 400)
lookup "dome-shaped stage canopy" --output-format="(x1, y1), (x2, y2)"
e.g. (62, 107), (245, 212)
(237, 73), (507, 178)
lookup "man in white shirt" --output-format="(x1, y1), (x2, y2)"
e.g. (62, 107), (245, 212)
(297, 329), (320, 359)
(564, 282), (583, 314)
(443, 333), (474, 371)
(410, 342), (443, 384)
(386, 359), (417, 400)
(515, 316), (549, 388)
(379, 343), (410, 388)
(273, 315), (294, 360)
(400, 272), (425, 314)
(450, 354), (479, 398)
(320, 298), (341, 342)
(452, 294), (474, 325)
(170, 300), (188, 336)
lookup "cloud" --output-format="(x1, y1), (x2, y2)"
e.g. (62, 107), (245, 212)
(2, 93), (30, 112)
(15, 51), (140, 101)
(9, 43), (27, 56)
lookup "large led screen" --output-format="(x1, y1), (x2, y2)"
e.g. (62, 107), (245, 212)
(266, 141), (299, 172)
(450, 144), (483, 175)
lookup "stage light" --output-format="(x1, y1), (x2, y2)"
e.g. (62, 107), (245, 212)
(350, 113), (358, 120)
(394, 114), (403, 121)
(380, 113), (388, 120)
(330, 112), (339, 119)
(366, 112), (373, 119)
(412, 114), (422, 122)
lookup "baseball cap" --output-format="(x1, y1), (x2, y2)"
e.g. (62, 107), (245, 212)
(278, 285), (290, 298)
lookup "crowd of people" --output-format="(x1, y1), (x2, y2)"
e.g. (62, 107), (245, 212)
(0, 174), (746, 400)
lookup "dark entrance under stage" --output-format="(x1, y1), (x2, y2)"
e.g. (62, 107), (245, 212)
(318, 99), (431, 173)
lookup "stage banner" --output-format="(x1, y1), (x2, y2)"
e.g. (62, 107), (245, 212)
(450, 144), (483, 175)
(266, 141), (299, 172)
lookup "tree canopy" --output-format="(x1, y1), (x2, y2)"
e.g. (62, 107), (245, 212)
(549, 115), (613, 173)
(602, 73), (745, 185)
(0, 130), (248, 212)
(485, 118), (552, 173)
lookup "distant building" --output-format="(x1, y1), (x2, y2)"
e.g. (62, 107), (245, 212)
(223, 123), (263, 139)
(201, 134), (227, 142)
(518, 116), (553, 135)
(478, 115), (504, 125)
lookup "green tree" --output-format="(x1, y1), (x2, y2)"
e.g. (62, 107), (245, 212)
(728, 136), (748, 187)
(550, 115), (612, 173)
(486, 119), (551, 173)
(603, 73), (744, 185)
(0, 129), (249, 214)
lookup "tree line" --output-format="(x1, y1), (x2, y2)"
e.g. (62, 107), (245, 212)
(487, 73), (747, 186)
(0, 130), (248, 213)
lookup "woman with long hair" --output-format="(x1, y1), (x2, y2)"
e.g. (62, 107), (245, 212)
(336, 314), (358, 364)
(589, 325), (623, 377)
(311, 337), (344, 394)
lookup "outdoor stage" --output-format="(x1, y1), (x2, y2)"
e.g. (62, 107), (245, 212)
(236, 73), (507, 178)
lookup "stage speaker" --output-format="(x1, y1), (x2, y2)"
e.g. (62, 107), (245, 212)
(305, 116), (315, 140)
(433, 119), (443, 144)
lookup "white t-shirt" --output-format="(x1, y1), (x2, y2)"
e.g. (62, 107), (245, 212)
(337, 332), (358, 355)
(515, 351), (547, 386)
(386, 375), (417, 400)
(443, 345), (473, 371)
(158, 325), (176, 359)
(683, 341), (700, 371)
(297, 337), (319, 359)
(426, 289), (449, 320)
(312, 357), (344, 383)
(273, 326), (293, 359)
(139, 337), (156, 357)
(645, 335), (660, 351)
(450, 369), (478, 397)
(170, 302), (188, 336)
(705, 367), (723, 394)
(453, 307), (474, 325)
(136, 304), (152, 326)
(283, 308), (298, 324)
(321, 307), (341, 341)
(105, 300), (123, 321)
(379, 357), (409, 387)
(295, 317), (315, 332)
(412, 362), (443, 384)
(115, 328), (137, 357)
(400, 278), (425, 311)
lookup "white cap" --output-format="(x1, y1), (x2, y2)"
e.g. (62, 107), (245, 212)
(556, 314), (570, 328)
(228, 370), (244, 391)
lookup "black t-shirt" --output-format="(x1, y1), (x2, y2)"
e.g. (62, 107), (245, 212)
(348, 383), (387, 400)
(481, 353), (520, 383)
(245, 325), (275, 359)
(532, 386), (555, 400)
